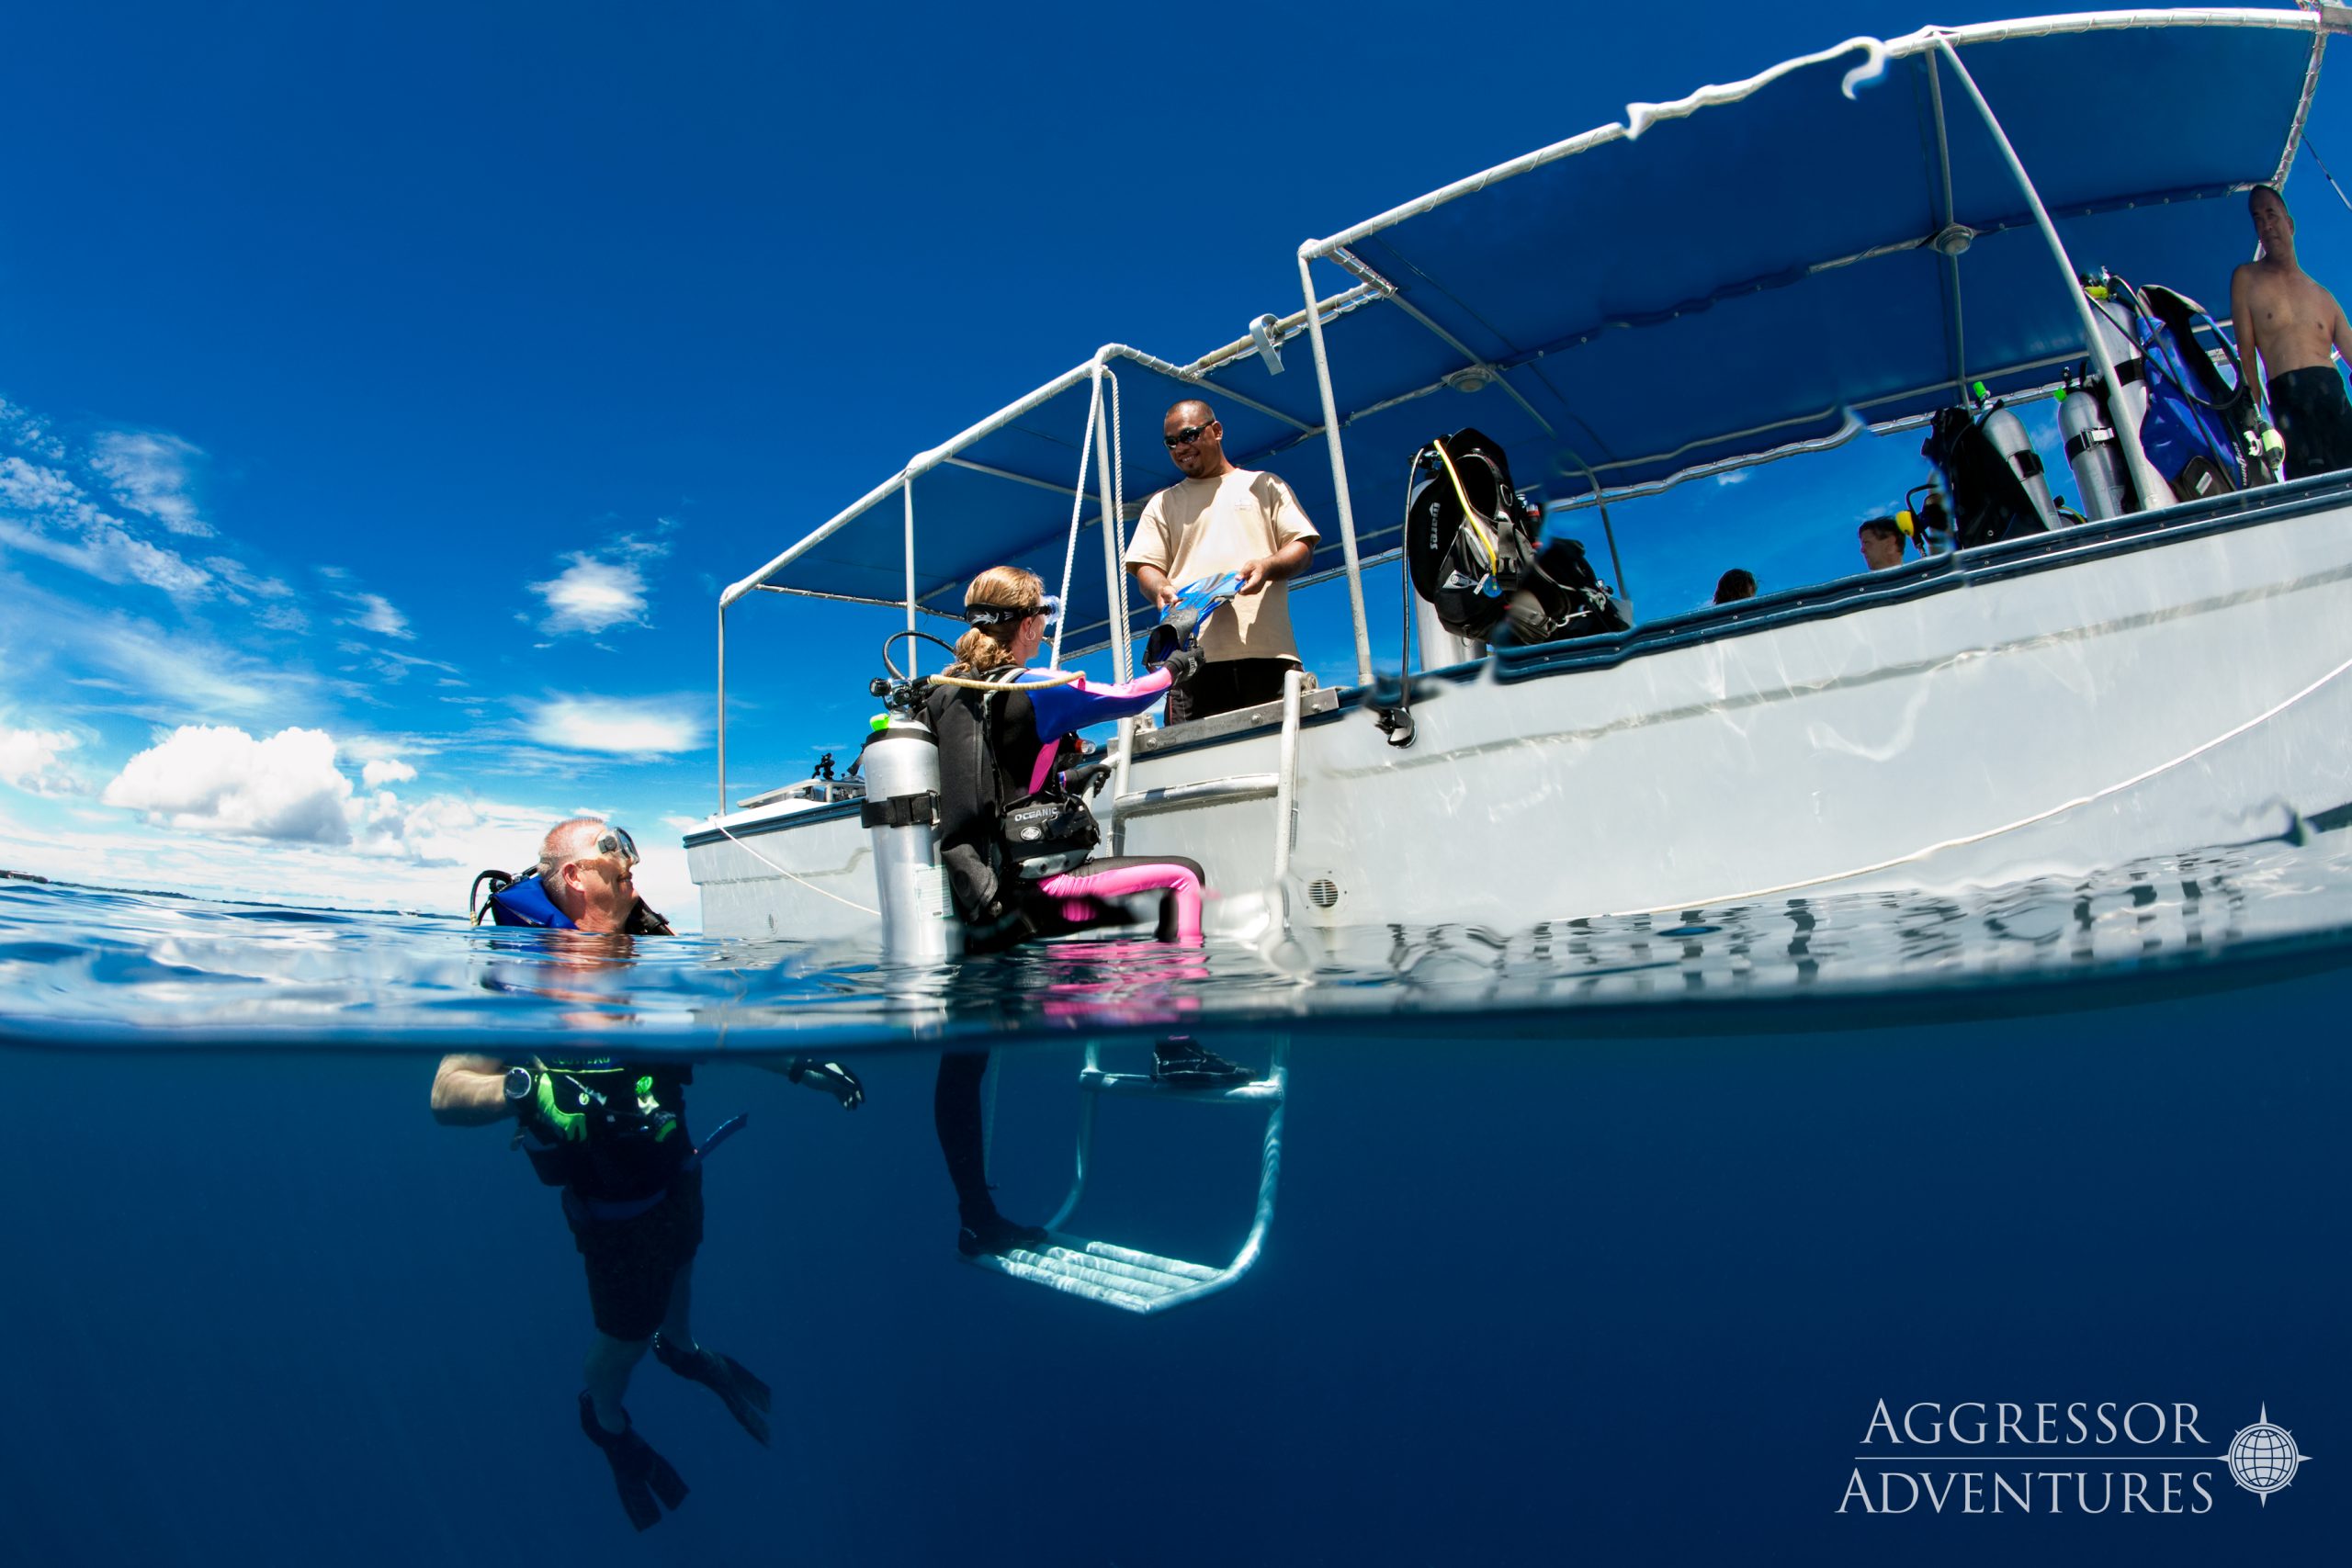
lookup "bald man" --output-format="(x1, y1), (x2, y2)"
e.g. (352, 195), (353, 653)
(2233, 184), (2352, 480)
(1125, 399), (1319, 723)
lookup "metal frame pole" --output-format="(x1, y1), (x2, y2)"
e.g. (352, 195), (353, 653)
(1091, 361), (1133, 683)
(716, 604), (728, 814)
(1931, 30), (2167, 505)
(902, 480), (919, 676)
(1295, 247), (1375, 685)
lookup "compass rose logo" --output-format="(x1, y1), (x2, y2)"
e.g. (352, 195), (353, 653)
(2225, 1405), (2312, 1506)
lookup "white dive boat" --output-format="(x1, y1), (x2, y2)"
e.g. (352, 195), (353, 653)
(689, 7), (2352, 946)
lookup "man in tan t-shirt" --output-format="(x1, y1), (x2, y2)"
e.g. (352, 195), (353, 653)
(1125, 399), (1318, 723)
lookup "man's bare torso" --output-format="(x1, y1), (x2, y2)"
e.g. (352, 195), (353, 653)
(2235, 258), (2346, 381)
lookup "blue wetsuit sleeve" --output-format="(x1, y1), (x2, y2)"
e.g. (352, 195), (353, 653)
(1020, 666), (1173, 741)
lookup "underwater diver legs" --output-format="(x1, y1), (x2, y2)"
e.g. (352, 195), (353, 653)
(935, 1050), (1049, 1257)
(579, 1392), (689, 1531)
(653, 1332), (774, 1447)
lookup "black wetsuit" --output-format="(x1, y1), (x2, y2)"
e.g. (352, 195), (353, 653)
(2267, 367), (2352, 479)
(534, 1061), (701, 1342)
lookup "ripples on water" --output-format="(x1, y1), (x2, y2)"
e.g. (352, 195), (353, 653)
(8, 833), (2352, 1052)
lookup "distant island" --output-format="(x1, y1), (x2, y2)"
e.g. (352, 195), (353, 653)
(0, 869), (52, 885)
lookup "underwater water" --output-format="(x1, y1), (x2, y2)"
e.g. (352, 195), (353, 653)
(1, 840), (2346, 1564)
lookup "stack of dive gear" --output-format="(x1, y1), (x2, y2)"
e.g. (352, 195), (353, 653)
(2060, 269), (2277, 517)
(1403, 427), (1627, 644)
(1919, 385), (2063, 548)
(1925, 270), (2278, 540)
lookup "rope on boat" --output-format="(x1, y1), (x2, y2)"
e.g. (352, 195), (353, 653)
(711, 819), (881, 918)
(1607, 646), (2352, 919)
(2300, 134), (2352, 215)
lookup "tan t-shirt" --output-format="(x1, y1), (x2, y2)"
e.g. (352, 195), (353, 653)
(1124, 468), (1318, 662)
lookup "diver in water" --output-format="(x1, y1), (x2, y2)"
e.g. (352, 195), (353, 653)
(922, 567), (1250, 1257)
(435, 817), (864, 1531)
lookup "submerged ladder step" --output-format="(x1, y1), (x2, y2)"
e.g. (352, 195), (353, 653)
(1079, 1067), (1285, 1103)
(966, 1235), (1226, 1314)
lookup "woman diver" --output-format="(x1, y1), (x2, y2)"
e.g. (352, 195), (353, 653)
(922, 564), (1246, 1257)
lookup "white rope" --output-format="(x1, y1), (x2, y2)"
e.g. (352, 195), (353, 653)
(1052, 377), (1100, 670)
(711, 818), (880, 917)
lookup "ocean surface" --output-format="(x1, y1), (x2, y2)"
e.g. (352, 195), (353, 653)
(1, 838), (2346, 1564)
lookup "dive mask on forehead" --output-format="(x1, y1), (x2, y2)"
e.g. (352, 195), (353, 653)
(591, 825), (639, 865)
(965, 594), (1060, 633)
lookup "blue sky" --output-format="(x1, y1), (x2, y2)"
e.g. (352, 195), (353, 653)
(1, 1), (2340, 927)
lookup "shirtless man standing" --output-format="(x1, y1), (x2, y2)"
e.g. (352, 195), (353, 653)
(2232, 184), (2352, 480)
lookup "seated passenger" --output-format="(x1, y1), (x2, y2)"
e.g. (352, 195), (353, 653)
(1858, 518), (1907, 571)
(922, 565), (1245, 1257)
(1713, 568), (1757, 604)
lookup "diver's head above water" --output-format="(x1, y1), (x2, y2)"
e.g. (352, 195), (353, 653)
(950, 565), (1052, 676)
(538, 817), (644, 932)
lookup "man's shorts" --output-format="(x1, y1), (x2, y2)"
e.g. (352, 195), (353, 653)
(566, 1167), (704, 1342)
(1166, 658), (1299, 725)
(2268, 367), (2352, 480)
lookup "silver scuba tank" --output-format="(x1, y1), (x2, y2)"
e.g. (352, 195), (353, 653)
(1973, 390), (2060, 531)
(860, 716), (962, 963)
(2084, 276), (2175, 508)
(2058, 372), (2132, 522)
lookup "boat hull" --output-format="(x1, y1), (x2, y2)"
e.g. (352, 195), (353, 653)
(691, 483), (2352, 941)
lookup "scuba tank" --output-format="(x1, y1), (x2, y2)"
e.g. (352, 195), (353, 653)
(1971, 383), (2060, 531)
(2081, 269), (2176, 510)
(2058, 367), (2132, 522)
(859, 710), (963, 964)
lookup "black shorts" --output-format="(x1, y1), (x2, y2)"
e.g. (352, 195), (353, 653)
(2268, 367), (2352, 480)
(1165, 658), (1299, 725)
(567, 1167), (704, 1342)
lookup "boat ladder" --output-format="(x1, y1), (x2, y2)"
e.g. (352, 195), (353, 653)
(1110, 670), (1307, 880)
(961, 1038), (1291, 1314)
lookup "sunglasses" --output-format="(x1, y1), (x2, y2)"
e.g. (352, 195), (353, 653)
(1163, 423), (1216, 450)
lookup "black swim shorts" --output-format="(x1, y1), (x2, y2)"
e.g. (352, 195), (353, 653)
(1165, 657), (1298, 725)
(2267, 367), (2352, 480)
(567, 1166), (705, 1342)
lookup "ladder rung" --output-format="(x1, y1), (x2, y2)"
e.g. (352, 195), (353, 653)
(967, 1235), (1227, 1313)
(1080, 1068), (1284, 1103)
(1114, 773), (1281, 818)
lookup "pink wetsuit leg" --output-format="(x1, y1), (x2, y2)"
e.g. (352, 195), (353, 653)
(1035, 861), (1203, 942)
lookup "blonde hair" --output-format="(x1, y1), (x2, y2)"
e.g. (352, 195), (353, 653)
(950, 565), (1045, 675)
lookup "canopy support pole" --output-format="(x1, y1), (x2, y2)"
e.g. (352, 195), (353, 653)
(1924, 51), (1970, 394)
(716, 602), (729, 814)
(902, 480), (919, 676)
(1051, 370), (1103, 671)
(1091, 362), (1133, 683)
(1295, 249), (1374, 685)
(1931, 31), (2166, 505)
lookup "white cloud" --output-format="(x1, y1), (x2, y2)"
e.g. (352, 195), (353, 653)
(533, 554), (649, 635)
(528, 519), (677, 637)
(1713, 470), (1752, 487)
(103, 724), (355, 843)
(362, 757), (416, 788)
(0, 454), (214, 600)
(0, 397), (67, 461)
(526, 695), (699, 756)
(0, 725), (84, 796)
(338, 591), (413, 640)
(90, 431), (210, 537)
